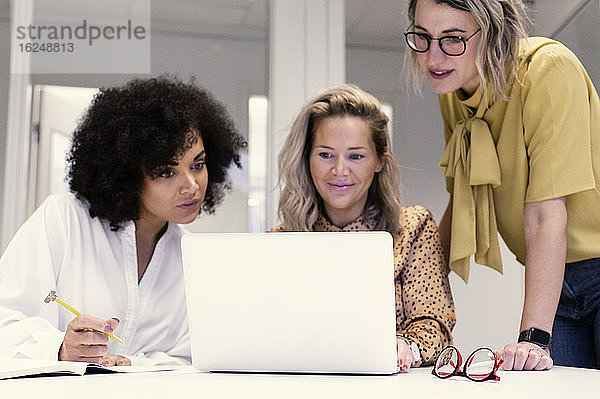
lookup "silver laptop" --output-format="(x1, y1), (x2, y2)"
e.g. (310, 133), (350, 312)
(181, 232), (399, 374)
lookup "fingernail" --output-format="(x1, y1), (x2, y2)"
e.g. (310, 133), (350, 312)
(102, 360), (110, 366)
(399, 360), (403, 366)
(104, 324), (114, 333)
(112, 318), (120, 323)
(117, 360), (123, 366)
(403, 364), (409, 371)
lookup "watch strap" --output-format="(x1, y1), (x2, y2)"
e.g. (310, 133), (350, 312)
(518, 328), (552, 352)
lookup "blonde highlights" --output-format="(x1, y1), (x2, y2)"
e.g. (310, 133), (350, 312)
(404, 0), (528, 102)
(277, 84), (403, 234)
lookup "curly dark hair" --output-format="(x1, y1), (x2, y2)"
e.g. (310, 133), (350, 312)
(67, 76), (246, 230)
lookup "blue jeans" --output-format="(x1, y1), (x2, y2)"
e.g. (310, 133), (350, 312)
(552, 257), (600, 369)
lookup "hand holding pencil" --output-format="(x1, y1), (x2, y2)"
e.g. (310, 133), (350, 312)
(44, 290), (129, 365)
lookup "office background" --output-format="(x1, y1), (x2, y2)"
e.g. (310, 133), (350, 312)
(0, 0), (598, 354)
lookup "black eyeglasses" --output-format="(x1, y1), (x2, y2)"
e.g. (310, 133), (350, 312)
(404, 28), (481, 56)
(432, 346), (503, 382)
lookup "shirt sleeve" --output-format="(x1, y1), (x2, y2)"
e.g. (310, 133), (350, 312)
(0, 196), (67, 360)
(395, 207), (456, 367)
(522, 45), (596, 202)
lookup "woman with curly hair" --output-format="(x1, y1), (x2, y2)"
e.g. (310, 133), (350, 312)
(0, 76), (246, 366)
(273, 84), (455, 370)
(404, 0), (600, 370)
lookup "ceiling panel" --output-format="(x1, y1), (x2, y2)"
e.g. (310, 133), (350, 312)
(346, 0), (405, 49)
(152, 2), (248, 26)
(33, 0), (148, 22)
(532, 0), (591, 36)
(150, 0), (266, 40)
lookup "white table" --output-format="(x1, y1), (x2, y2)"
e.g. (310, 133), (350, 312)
(1, 365), (597, 398)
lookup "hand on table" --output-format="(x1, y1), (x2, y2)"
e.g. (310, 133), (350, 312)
(397, 338), (415, 372)
(59, 315), (120, 363)
(498, 341), (553, 371)
(100, 353), (132, 366)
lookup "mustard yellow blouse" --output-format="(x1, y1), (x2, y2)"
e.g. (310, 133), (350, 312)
(439, 37), (600, 282)
(272, 206), (456, 366)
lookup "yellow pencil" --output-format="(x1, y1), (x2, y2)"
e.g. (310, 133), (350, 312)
(44, 290), (125, 344)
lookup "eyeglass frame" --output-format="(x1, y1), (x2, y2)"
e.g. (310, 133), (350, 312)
(431, 345), (503, 382)
(404, 28), (481, 56)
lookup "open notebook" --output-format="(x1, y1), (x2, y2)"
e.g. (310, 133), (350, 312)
(0, 357), (184, 379)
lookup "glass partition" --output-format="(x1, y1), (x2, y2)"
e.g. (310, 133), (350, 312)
(5, 0), (270, 239)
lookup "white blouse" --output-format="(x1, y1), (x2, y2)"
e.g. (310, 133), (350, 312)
(0, 193), (190, 366)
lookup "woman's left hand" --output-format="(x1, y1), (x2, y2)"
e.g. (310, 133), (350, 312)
(397, 338), (415, 372)
(498, 341), (553, 371)
(100, 353), (132, 367)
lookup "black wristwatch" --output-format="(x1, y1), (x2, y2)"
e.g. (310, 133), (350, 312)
(518, 328), (552, 353)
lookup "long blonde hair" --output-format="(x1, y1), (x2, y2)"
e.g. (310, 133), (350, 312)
(404, 0), (528, 102)
(277, 84), (403, 234)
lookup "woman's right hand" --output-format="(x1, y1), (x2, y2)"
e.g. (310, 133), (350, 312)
(59, 315), (120, 363)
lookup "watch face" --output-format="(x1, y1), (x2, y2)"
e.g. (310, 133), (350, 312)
(410, 341), (420, 361)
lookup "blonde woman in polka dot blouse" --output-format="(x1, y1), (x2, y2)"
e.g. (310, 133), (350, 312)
(272, 84), (456, 369)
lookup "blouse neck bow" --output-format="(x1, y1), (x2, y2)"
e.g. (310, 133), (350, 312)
(439, 87), (503, 282)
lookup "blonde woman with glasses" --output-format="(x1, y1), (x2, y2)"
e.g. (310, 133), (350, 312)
(405, 0), (600, 370)
(273, 84), (456, 370)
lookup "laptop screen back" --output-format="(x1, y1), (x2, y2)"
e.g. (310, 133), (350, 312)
(181, 231), (398, 374)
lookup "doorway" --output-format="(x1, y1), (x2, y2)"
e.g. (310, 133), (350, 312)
(27, 85), (98, 214)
